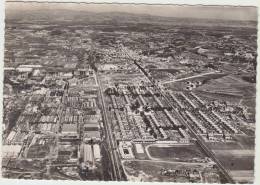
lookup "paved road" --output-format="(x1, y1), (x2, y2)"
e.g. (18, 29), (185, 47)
(121, 46), (234, 183)
(96, 72), (122, 181)
(125, 159), (210, 166)
(161, 71), (220, 84)
(131, 58), (234, 183)
(160, 84), (235, 183)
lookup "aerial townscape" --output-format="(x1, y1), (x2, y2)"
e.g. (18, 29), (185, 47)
(2, 3), (257, 184)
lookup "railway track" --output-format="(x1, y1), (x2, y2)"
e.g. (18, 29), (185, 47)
(131, 57), (235, 183)
(96, 73), (122, 181)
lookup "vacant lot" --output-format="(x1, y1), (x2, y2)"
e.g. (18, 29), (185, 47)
(149, 68), (180, 75)
(229, 170), (255, 183)
(208, 142), (242, 150)
(165, 73), (228, 91)
(208, 138), (255, 171)
(122, 160), (210, 182)
(233, 135), (255, 149)
(196, 74), (256, 105)
(214, 152), (254, 171)
(241, 98), (256, 121)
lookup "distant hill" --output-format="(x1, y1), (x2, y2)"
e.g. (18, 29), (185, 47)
(5, 9), (257, 28)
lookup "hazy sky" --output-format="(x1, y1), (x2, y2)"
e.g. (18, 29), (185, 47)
(5, 2), (257, 21)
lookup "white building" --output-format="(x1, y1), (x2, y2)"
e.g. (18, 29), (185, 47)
(93, 144), (101, 162)
(119, 141), (135, 159)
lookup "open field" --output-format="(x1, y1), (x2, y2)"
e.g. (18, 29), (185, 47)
(196, 74), (256, 100)
(229, 170), (255, 183)
(207, 137), (255, 182)
(208, 142), (242, 150)
(164, 73), (228, 91)
(150, 70), (171, 81)
(213, 152), (254, 171)
(233, 135), (255, 149)
(208, 141), (255, 183)
(194, 90), (242, 104)
(213, 150), (254, 157)
(208, 135), (255, 150)
(150, 68), (180, 74)
(122, 160), (219, 183)
(241, 98), (256, 120)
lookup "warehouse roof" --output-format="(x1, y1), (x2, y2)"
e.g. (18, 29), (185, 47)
(62, 124), (77, 133)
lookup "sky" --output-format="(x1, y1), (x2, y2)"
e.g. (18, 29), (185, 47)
(5, 2), (258, 21)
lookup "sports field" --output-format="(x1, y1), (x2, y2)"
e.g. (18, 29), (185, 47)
(146, 144), (207, 162)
